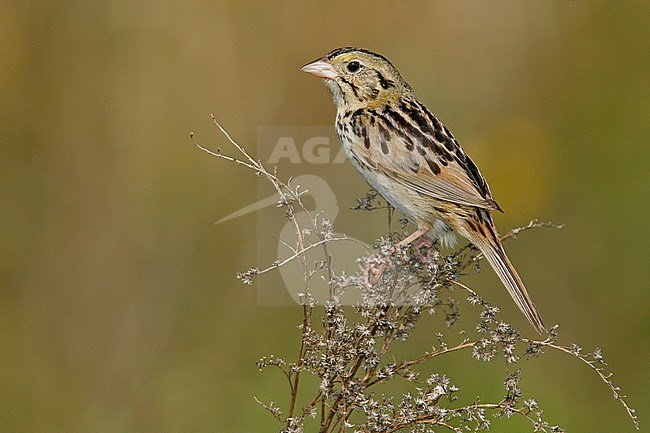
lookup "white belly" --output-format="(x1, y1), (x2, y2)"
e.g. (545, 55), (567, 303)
(344, 148), (458, 247)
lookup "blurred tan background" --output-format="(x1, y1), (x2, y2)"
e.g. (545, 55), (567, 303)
(0, 1), (648, 431)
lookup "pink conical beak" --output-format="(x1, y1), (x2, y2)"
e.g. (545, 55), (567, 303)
(300, 58), (337, 79)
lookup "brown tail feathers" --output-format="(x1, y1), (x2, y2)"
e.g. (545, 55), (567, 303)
(467, 219), (547, 334)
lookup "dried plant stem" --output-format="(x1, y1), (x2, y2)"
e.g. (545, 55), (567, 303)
(195, 117), (638, 433)
(522, 338), (639, 430)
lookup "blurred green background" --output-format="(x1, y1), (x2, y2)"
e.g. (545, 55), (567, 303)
(1, 1), (648, 431)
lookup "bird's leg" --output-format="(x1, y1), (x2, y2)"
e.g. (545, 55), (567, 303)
(362, 255), (389, 288)
(396, 227), (429, 247)
(398, 227), (432, 264)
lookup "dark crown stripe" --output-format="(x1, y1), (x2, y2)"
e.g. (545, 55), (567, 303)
(327, 47), (392, 65)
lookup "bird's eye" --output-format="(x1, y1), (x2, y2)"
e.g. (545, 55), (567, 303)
(347, 61), (361, 73)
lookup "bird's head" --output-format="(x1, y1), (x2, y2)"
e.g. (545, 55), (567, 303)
(301, 47), (412, 110)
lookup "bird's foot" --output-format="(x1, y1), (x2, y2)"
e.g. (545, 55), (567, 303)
(362, 253), (389, 287)
(411, 236), (433, 264)
(362, 234), (432, 287)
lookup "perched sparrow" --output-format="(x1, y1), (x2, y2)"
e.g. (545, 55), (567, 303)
(302, 47), (546, 333)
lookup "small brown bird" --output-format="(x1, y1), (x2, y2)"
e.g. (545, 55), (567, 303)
(302, 47), (546, 333)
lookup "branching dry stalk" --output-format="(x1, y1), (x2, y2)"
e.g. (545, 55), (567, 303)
(193, 117), (639, 432)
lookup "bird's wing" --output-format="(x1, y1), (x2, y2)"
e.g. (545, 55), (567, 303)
(349, 100), (500, 211)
